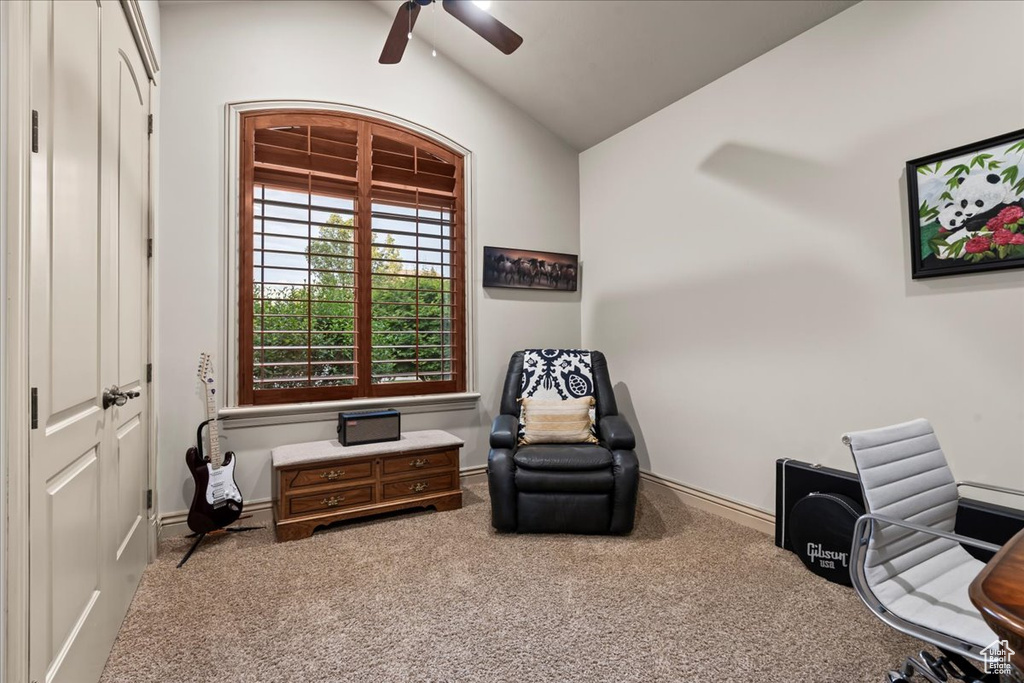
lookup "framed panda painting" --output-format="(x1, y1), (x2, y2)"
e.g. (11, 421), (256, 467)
(908, 128), (1024, 278)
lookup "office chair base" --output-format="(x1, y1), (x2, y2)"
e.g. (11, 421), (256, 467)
(887, 649), (999, 683)
(935, 649), (999, 683)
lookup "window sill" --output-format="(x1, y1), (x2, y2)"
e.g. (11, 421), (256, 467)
(219, 392), (481, 430)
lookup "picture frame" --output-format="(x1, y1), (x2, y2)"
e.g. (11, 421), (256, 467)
(482, 246), (578, 291)
(907, 128), (1024, 279)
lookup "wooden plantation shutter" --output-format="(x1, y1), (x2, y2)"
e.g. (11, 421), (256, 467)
(239, 110), (465, 406)
(367, 125), (464, 397)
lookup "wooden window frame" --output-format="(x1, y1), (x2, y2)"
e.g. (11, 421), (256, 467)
(238, 109), (467, 406)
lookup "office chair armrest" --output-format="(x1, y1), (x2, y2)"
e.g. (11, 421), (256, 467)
(956, 480), (1024, 500)
(853, 513), (1002, 553)
(490, 414), (520, 449)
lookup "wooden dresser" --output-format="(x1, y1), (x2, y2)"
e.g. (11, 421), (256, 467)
(271, 430), (463, 542)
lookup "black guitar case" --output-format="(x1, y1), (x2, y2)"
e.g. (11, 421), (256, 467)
(788, 492), (863, 585)
(775, 458), (1024, 576)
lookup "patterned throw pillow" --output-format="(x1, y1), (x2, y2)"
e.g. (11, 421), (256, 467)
(519, 349), (595, 439)
(518, 397), (599, 445)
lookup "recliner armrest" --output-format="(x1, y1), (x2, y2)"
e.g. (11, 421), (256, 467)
(599, 414), (635, 450)
(487, 448), (517, 532)
(490, 414), (520, 449)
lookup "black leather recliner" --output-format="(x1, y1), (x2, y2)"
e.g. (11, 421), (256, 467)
(487, 350), (640, 534)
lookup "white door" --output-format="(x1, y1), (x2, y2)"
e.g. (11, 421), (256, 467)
(27, 2), (151, 682)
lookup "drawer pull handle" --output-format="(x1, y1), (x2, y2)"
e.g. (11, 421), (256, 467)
(409, 482), (429, 493)
(322, 496), (345, 507)
(319, 470), (345, 481)
(410, 458), (428, 468)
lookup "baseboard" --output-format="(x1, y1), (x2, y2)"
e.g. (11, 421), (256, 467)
(640, 471), (774, 536)
(157, 468), (773, 538)
(459, 464), (487, 483)
(158, 465), (491, 539)
(158, 498), (275, 539)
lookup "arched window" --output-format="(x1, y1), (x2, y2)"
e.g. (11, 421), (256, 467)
(238, 110), (466, 405)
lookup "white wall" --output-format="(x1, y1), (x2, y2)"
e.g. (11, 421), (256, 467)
(581, 0), (1024, 513)
(157, 1), (580, 514)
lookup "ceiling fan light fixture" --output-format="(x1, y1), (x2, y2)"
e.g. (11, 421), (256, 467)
(381, 0), (521, 64)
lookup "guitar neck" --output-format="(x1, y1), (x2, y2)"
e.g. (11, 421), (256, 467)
(205, 385), (223, 468)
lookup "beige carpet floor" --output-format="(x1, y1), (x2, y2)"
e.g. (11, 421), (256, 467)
(100, 482), (917, 683)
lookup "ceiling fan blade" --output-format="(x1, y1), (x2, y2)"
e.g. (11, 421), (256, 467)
(379, 1), (421, 64)
(441, 0), (523, 55)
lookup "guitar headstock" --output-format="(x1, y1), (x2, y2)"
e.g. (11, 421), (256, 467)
(197, 352), (215, 395)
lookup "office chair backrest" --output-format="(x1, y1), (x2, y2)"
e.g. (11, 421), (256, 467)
(844, 418), (960, 598)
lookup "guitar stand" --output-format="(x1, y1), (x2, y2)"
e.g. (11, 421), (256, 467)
(176, 524), (262, 569)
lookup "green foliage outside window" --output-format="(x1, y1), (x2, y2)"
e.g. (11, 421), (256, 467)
(253, 213), (454, 390)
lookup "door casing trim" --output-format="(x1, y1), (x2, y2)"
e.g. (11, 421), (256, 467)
(3, 2), (32, 680)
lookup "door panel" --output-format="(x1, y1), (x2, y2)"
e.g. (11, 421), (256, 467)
(28, 2), (152, 682)
(49, 0), (100, 416)
(47, 448), (100, 656)
(116, 416), (143, 555)
(117, 55), (145, 387)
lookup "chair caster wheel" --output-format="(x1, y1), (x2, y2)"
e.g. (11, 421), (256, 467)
(887, 671), (909, 683)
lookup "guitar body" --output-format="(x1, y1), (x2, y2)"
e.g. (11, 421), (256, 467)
(185, 445), (243, 535)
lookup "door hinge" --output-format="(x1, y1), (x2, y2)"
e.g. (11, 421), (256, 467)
(146, 363), (153, 383)
(147, 114), (153, 136)
(147, 237), (153, 258)
(31, 110), (39, 153)
(31, 387), (38, 429)
(146, 489), (153, 509)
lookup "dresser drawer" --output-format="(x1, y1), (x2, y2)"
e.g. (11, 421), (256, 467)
(382, 449), (457, 477)
(287, 485), (374, 517)
(285, 461), (373, 489)
(382, 472), (456, 501)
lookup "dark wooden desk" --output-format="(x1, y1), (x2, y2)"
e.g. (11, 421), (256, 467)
(970, 528), (1024, 676)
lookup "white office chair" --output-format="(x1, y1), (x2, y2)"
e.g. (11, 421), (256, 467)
(843, 418), (1024, 683)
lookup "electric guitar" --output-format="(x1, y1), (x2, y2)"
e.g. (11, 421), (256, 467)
(185, 353), (243, 534)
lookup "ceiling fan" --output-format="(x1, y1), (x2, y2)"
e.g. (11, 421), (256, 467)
(379, 0), (524, 64)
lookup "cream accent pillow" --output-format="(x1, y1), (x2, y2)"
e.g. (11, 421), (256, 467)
(518, 397), (599, 445)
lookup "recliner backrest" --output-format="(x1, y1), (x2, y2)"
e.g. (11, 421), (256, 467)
(499, 349), (618, 418)
(844, 418), (960, 595)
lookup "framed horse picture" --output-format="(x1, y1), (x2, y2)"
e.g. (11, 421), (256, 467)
(483, 246), (578, 291)
(908, 128), (1024, 278)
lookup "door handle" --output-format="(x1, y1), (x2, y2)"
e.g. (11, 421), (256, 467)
(103, 385), (140, 409)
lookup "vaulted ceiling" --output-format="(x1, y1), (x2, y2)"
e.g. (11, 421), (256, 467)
(372, 0), (858, 150)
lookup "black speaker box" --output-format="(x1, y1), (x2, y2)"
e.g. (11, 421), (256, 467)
(337, 409), (401, 446)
